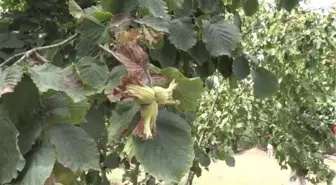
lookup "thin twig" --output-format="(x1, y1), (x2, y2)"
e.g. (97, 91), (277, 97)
(1, 33), (80, 67)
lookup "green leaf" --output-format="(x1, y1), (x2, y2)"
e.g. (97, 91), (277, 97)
(149, 38), (177, 68)
(13, 145), (56, 185)
(103, 153), (120, 169)
(76, 38), (100, 58)
(136, 15), (170, 33)
(225, 156), (235, 167)
(168, 18), (197, 51)
(28, 64), (96, 102)
(79, 16), (105, 44)
(280, 0), (300, 12)
(138, 0), (168, 17)
(252, 67), (279, 99)
(108, 101), (139, 142)
(195, 60), (217, 78)
(187, 41), (210, 65)
(232, 56), (250, 80)
(175, 0), (193, 17)
(102, 0), (138, 14)
(0, 106), (25, 184)
(202, 16), (241, 56)
(17, 118), (43, 155)
(43, 93), (91, 125)
(104, 65), (128, 94)
(69, 0), (84, 22)
(160, 67), (204, 111)
(0, 33), (25, 49)
(240, 0), (259, 16)
(0, 64), (24, 97)
(133, 110), (194, 182)
(53, 163), (78, 185)
(50, 124), (100, 172)
(2, 76), (40, 124)
(199, 153), (211, 167)
(199, 0), (220, 13)
(166, 0), (184, 11)
(81, 105), (107, 140)
(217, 55), (233, 78)
(76, 56), (109, 89)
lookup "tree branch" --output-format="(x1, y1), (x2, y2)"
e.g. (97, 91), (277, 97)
(1, 33), (80, 67)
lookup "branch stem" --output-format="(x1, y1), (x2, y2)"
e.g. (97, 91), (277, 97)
(1, 33), (80, 67)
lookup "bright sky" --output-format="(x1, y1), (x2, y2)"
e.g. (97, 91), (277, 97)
(301, 0), (336, 10)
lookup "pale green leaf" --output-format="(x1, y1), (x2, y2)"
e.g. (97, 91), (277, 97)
(165, 0), (184, 11)
(199, 0), (220, 13)
(168, 18), (197, 51)
(69, 0), (84, 22)
(136, 15), (170, 33)
(76, 56), (109, 88)
(232, 56), (250, 80)
(0, 106), (25, 184)
(13, 145), (56, 185)
(160, 67), (204, 111)
(133, 110), (194, 182)
(108, 101), (139, 142)
(202, 16), (241, 56)
(252, 67), (279, 99)
(0, 64), (23, 97)
(50, 124), (100, 172)
(138, 0), (168, 17)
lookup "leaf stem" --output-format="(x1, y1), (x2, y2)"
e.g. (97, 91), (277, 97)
(1, 33), (80, 67)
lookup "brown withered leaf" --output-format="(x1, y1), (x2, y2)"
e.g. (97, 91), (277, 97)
(142, 72), (168, 87)
(112, 42), (149, 77)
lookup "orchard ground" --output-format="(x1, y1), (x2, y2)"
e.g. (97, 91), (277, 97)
(107, 148), (336, 185)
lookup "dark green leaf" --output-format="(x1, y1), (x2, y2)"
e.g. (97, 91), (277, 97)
(233, 12), (241, 30)
(160, 67), (204, 111)
(225, 156), (235, 167)
(199, 153), (211, 167)
(104, 153), (120, 169)
(252, 67), (279, 99)
(138, 0), (168, 17)
(76, 56), (109, 89)
(280, 0), (300, 12)
(199, 0), (220, 13)
(104, 65), (128, 94)
(195, 60), (217, 78)
(0, 106), (25, 184)
(232, 56), (250, 80)
(43, 93), (91, 125)
(102, 0), (138, 14)
(202, 16), (241, 56)
(13, 145), (56, 185)
(81, 105), (107, 140)
(0, 33), (25, 49)
(108, 101), (139, 142)
(50, 124), (100, 172)
(149, 38), (177, 67)
(2, 76), (40, 124)
(79, 16), (105, 44)
(168, 18), (197, 51)
(240, 0), (259, 16)
(187, 41), (211, 65)
(0, 64), (24, 98)
(17, 118), (43, 155)
(217, 55), (233, 78)
(136, 15), (170, 33)
(75, 38), (100, 58)
(133, 110), (194, 182)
